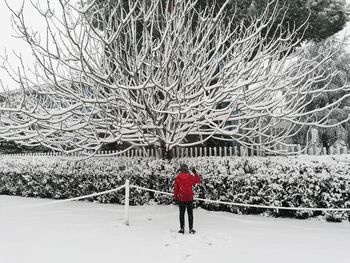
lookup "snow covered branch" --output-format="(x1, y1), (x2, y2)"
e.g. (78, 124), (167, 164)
(0, 0), (349, 157)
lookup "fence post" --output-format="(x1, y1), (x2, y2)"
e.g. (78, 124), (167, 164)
(309, 147), (314, 155)
(240, 146), (244, 157)
(124, 179), (130, 226)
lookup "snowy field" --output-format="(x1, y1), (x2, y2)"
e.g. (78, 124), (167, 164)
(1, 195), (350, 263)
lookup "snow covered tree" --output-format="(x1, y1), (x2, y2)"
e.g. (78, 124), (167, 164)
(0, 0), (349, 158)
(291, 37), (350, 151)
(93, 0), (349, 43)
(221, 0), (349, 42)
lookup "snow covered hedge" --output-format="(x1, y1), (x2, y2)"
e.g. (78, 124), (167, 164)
(1, 155), (350, 221)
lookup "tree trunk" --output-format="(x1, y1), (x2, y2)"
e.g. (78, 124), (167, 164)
(160, 141), (173, 160)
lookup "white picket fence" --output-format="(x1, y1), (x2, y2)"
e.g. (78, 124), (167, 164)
(1, 144), (349, 158)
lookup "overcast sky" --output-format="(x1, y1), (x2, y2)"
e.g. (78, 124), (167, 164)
(0, 1), (28, 89)
(0, 0), (350, 90)
(0, 0), (59, 90)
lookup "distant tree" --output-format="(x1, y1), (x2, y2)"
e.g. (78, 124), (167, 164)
(0, 139), (49, 154)
(292, 37), (350, 150)
(0, 0), (349, 158)
(0, 139), (25, 154)
(89, 0), (348, 43)
(196, 0), (348, 42)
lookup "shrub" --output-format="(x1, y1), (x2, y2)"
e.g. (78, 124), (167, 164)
(1, 155), (350, 221)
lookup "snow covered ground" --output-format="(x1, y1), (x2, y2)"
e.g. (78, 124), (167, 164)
(1, 195), (350, 263)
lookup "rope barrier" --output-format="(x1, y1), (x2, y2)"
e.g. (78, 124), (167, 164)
(131, 185), (173, 197)
(2, 184), (126, 209)
(2, 182), (350, 212)
(130, 185), (350, 212)
(42, 184), (126, 204)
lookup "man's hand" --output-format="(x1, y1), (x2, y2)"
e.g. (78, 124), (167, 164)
(191, 167), (197, 174)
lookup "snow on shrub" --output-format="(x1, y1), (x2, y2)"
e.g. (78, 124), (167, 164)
(0, 155), (350, 221)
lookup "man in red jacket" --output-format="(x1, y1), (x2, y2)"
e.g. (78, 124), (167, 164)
(173, 163), (200, 234)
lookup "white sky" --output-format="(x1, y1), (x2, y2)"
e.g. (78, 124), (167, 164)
(0, 0), (60, 90)
(0, 0), (350, 90)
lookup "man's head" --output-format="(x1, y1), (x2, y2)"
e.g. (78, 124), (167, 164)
(179, 163), (189, 173)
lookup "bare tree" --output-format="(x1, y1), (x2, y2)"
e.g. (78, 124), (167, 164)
(0, 0), (349, 158)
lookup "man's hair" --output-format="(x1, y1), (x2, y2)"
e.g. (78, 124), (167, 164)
(179, 163), (189, 173)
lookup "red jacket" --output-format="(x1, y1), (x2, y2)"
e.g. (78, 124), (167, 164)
(173, 172), (200, 202)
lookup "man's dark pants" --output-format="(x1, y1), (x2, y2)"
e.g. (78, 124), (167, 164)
(178, 201), (193, 230)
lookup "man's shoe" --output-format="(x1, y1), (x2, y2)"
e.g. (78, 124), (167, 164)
(189, 229), (196, 234)
(178, 229), (184, 234)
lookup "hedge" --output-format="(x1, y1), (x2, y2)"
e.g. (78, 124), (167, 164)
(1, 155), (350, 222)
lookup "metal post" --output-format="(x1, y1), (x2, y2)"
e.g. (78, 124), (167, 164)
(124, 179), (130, 226)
